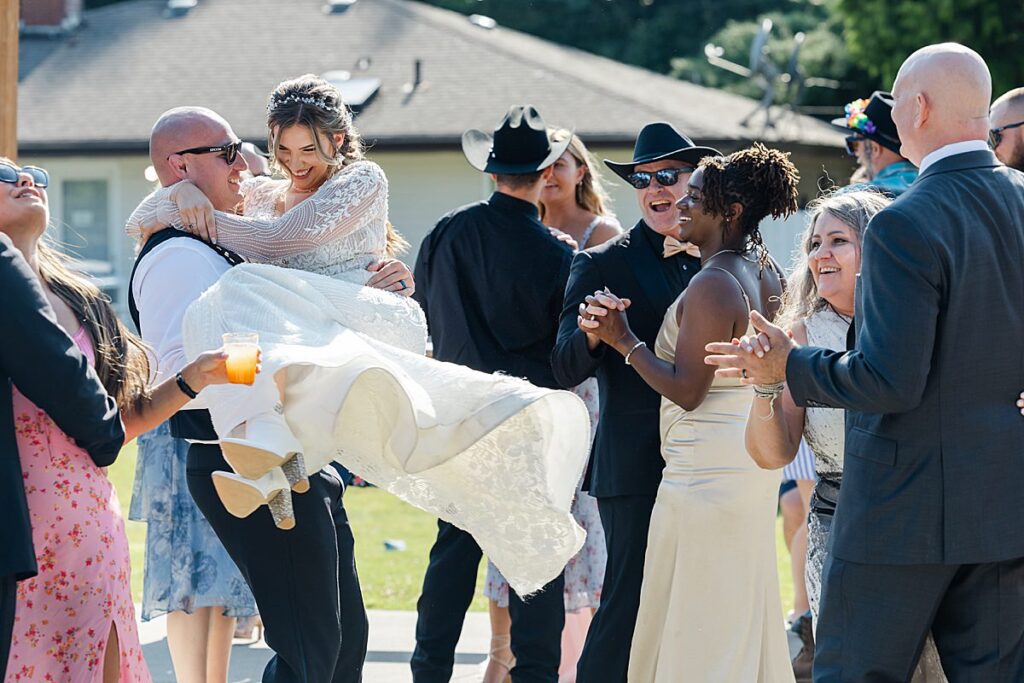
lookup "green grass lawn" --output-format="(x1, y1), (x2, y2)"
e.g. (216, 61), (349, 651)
(108, 442), (794, 614)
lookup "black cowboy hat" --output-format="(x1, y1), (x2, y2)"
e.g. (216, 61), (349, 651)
(462, 105), (572, 174)
(831, 91), (902, 154)
(604, 122), (721, 181)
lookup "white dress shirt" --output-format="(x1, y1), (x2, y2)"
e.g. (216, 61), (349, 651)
(918, 139), (990, 175)
(131, 238), (232, 410)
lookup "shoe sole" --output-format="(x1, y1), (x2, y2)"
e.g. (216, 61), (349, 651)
(211, 473), (297, 529)
(221, 440), (296, 481)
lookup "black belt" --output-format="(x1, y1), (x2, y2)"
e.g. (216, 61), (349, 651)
(810, 476), (841, 518)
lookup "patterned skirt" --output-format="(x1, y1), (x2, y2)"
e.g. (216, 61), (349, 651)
(129, 422), (256, 620)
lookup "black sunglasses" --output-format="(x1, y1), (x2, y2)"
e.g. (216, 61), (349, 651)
(625, 167), (693, 190)
(169, 139), (243, 165)
(844, 135), (866, 157)
(989, 121), (1024, 149)
(0, 162), (49, 188)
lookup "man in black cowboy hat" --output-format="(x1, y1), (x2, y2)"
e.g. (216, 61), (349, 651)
(833, 91), (917, 196)
(551, 122), (719, 683)
(411, 104), (574, 683)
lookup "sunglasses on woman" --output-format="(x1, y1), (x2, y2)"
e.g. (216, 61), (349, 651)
(625, 167), (693, 190)
(0, 162), (50, 188)
(988, 121), (1024, 149)
(169, 139), (243, 165)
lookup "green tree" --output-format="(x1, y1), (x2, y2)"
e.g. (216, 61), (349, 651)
(670, 6), (869, 111)
(835, 0), (1024, 96)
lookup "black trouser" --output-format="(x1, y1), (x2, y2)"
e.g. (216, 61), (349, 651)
(411, 519), (565, 683)
(187, 444), (367, 683)
(815, 555), (1024, 682)
(576, 494), (656, 683)
(0, 574), (15, 679)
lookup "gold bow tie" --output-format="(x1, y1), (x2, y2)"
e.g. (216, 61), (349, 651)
(663, 236), (701, 259)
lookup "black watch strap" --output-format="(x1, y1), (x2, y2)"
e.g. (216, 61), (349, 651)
(175, 371), (199, 399)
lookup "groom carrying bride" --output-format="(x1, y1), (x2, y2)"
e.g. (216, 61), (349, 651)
(128, 106), (378, 682)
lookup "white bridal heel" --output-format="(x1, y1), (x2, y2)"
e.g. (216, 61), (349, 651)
(212, 469), (296, 530)
(219, 411), (309, 493)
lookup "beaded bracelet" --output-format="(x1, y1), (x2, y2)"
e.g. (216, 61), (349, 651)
(754, 382), (785, 419)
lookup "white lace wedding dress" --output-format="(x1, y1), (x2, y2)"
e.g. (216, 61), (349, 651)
(127, 161), (590, 595)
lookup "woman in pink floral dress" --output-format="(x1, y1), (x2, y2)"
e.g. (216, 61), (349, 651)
(1, 157), (240, 683)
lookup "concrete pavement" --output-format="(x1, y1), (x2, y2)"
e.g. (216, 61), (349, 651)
(138, 609), (490, 683)
(139, 608), (802, 681)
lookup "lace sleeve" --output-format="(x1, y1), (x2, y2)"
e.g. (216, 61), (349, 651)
(125, 185), (177, 241)
(156, 161), (389, 262)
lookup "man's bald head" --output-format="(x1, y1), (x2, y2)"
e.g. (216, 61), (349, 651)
(150, 107), (234, 185)
(990, 88), (1024, 170)
(890, 43), (991, 165)
(149, 107), (248, 212)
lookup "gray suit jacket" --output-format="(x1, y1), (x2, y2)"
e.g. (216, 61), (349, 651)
(787, 149), (1024, 565)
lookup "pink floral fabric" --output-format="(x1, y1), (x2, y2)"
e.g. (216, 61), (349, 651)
(5, 328), (150, 683)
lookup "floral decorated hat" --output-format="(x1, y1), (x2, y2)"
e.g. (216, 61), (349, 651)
(831, 91), (902, 154)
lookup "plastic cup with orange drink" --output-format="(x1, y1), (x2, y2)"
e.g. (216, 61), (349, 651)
(222, 333), (260, 385)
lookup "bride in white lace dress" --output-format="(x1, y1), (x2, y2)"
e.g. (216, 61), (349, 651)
(744, 190), (946, 681)
(127, 75), (590, 595)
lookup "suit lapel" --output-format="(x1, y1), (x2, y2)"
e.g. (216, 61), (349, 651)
(622, 222), (675, 318)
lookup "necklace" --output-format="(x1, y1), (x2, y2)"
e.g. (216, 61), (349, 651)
(826, 302), (854, 325)
(701, 247), (749, 264)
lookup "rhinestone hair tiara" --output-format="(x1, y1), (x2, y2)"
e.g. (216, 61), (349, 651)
(267, 93), (339, 114)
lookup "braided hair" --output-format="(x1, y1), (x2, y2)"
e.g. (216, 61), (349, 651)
(698, 142), (800, 264)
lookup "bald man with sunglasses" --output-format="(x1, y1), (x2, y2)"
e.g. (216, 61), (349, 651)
(990, 87), (1024, 171)
(552, 122), (720, 683)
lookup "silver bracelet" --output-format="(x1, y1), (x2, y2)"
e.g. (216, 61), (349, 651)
(624, 340), (646, 365)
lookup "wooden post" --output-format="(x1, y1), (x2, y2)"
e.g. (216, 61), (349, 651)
(1, 0), (18, 160)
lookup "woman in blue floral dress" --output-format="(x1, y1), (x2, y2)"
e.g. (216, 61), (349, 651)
(130, 422), (256, 682)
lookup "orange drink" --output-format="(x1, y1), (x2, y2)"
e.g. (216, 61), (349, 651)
(223, 333), (259, 385)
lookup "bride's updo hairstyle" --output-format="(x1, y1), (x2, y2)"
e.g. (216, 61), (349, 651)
(266, 74), (409, 256)
(266, 73), (365, 176)
(698, 142), (801, 265)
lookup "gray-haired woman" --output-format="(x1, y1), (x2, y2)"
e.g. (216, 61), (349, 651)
(743, 189), (946, 682)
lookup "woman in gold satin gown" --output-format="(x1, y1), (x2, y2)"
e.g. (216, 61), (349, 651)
(581, 144), (800, 682)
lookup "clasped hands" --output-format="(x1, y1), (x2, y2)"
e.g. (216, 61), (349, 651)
(704, 310), (795, 385)
(577, 289), (635, 354)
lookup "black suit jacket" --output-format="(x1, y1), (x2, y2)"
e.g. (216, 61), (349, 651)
(413, 192), (572, 389)
(0, 234), (124, 580)
(787, 149), (1024, 565)
(552, 221), (700, 498)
